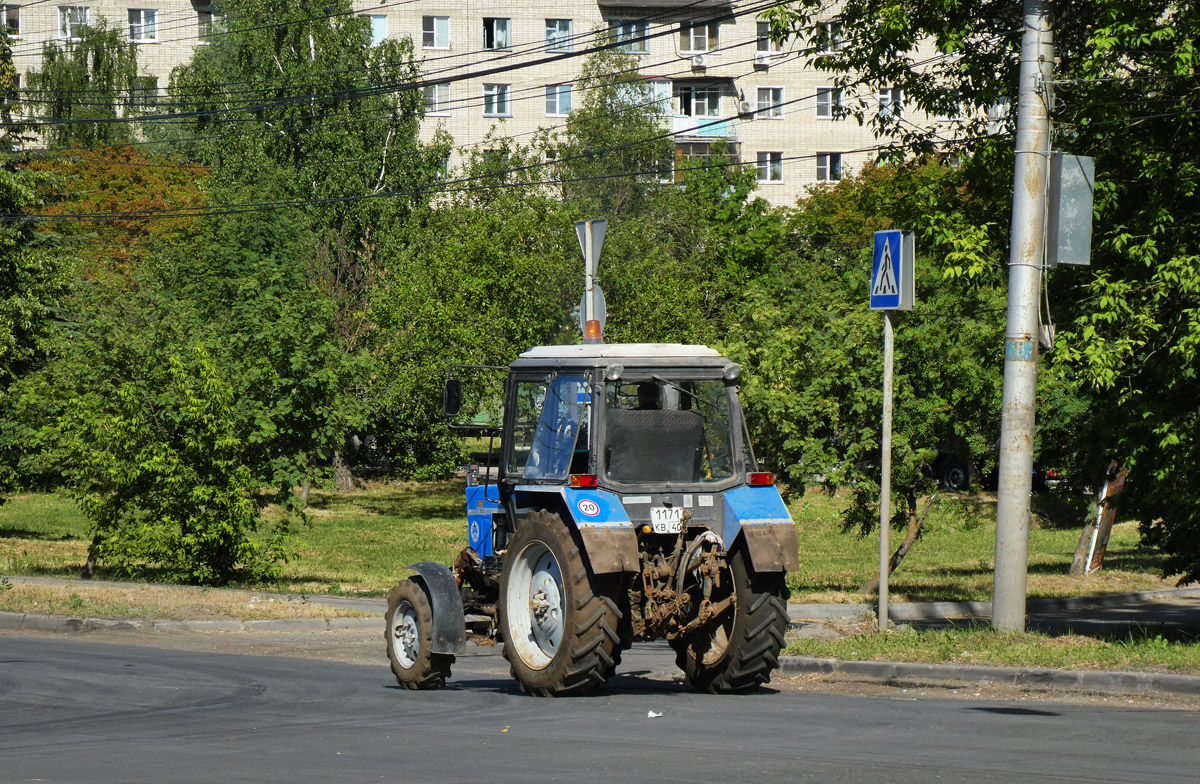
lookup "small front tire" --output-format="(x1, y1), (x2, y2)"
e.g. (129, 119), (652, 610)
(385, 579), (453, 690)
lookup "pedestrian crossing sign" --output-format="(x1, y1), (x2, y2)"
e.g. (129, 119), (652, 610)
(869, 230), (915, 311)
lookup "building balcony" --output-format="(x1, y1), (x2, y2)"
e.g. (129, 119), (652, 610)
(673, 116), (737, 138)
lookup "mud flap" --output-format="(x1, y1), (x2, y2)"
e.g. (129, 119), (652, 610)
(738, 524), (800, 572)
(406, 561), (467, 654)
(723, 485), (799, 573)
(577, 527), (640, 574)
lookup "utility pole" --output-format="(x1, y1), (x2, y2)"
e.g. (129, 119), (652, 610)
(993, 0), (1054, 631)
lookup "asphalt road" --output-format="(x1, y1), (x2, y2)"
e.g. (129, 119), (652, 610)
(1, 637), (1197, 784)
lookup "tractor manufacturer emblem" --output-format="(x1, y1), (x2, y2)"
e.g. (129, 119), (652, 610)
(576, 499), (601, 517)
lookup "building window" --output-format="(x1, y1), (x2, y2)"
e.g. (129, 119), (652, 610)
(756, 21), (780, 53)
(817, 152), (842, 182)
(545, 83), (572, 116)
(674, 84), (720, 118)
(359, 14), (386, 47)
(58, 6), (88, 39)
(546, 18), (571, 51)
(816, 87), (843, 119)
(482, 149), (509, 167)
(483, 83), (510, 117)
(818, 21), (843, 52)
(756, 151), (782, 182)
(2, 5), (20, 37)
(879, 86), (902, 120)
(679, 21), (717, 53)
(611, 20), (648, 53)
(423, 83), (448, 114)
(128, 9), (156, 41)
(756, 87), (783, 118)
(126, 75), (158, 113)
(673, 141), (739, 179)
(197, 8), (223, 42)
(483, 17), (509, 50)
(676, 141), (712, 163)
(423, 15), (449, 49)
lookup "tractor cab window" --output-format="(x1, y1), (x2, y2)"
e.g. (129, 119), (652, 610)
(507, 375), (589, 480)
(604, 378), (734, 484)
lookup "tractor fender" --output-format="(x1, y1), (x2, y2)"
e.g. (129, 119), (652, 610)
(513, 485), (640, 574)
(404, 561), (467, 655)
(723, 486), (799, 573)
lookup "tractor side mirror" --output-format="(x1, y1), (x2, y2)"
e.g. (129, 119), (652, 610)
(443, 379), (463, 418)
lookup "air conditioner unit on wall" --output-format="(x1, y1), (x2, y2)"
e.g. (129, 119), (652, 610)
(690, 54), (708, 69)
(739, 101), (754, 115)
(754, 52), (772, 68)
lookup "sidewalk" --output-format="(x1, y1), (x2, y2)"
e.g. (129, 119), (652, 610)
(5, 576), (1200, 697)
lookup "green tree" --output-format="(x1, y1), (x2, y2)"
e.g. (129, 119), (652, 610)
(26, 19), (139, 147)
(164, 0), (444, 231)
(372, 145), (577, 477)
(764, 0), (1200, 582)
(164, 0), (450, 485)
(0, 34), (69, 494)
(724, 161), (1008, 548)
(549, 45), (674, 217)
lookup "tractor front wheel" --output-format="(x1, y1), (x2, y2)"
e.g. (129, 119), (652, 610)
(499, 510), (620, 697)
(672, 548), (789, 694)
(385, 579), (453, 690)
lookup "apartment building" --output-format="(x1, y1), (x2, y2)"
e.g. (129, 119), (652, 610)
(4, 0), (940, 206)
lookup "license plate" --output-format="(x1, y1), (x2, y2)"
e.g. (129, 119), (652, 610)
(649, 507), (683, 534)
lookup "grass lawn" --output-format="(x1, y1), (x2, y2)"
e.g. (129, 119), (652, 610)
(785, 625), (1200, 675)
(0, 483), (1181, 601)
(786, 490), (1177, 602)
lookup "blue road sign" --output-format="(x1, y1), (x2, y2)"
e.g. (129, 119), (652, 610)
(870, 230), (914, 311)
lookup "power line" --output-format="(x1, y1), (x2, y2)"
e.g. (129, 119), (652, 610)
(7, 0), (733, 98)
(10, 48), (967, 216)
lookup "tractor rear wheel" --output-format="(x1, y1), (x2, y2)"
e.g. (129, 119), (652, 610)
(385, 579), (453, 690)
(499, 510), (620, 697)
(672, 549), (789, 694)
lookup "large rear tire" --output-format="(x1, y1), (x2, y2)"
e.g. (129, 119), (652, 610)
(499, 510), (619, 697)
(385, 579), (453, 690)
(672, 548), (789, 694)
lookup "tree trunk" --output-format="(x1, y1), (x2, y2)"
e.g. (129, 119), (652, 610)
(81, 534), (101, 579)
(858, 492), (937, 595)
(332, 451), (356, 493)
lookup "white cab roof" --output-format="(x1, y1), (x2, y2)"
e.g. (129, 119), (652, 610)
(519, 343), (723, 360)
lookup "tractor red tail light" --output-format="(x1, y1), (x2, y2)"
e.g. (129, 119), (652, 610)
(748, 472), (776, 487)
(570, 474), (598, 488)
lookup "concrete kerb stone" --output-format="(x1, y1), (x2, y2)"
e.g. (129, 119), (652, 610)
(1, 610), (379, 634)
(787, 586), (1200, 625)
(151, 620), (247, 632)
(779, 655), (1200, 697)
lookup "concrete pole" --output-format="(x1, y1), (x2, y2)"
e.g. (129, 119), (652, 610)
(993, 0), (1054, 632)
(878, 311), (894, 631)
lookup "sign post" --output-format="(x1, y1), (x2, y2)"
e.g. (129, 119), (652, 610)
(869, 230), (914, 631)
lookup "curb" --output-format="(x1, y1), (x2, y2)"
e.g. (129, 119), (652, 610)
(787, 586), (1200, 624)
(778, 655), (1200, 697)
(0, 611), (382, 634)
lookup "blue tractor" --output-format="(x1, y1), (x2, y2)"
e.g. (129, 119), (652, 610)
(384, 342), (797, 696)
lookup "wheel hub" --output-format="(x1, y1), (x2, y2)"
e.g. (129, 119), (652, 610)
(529, 564), (563, 652)
(391, 603), (419, 668)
